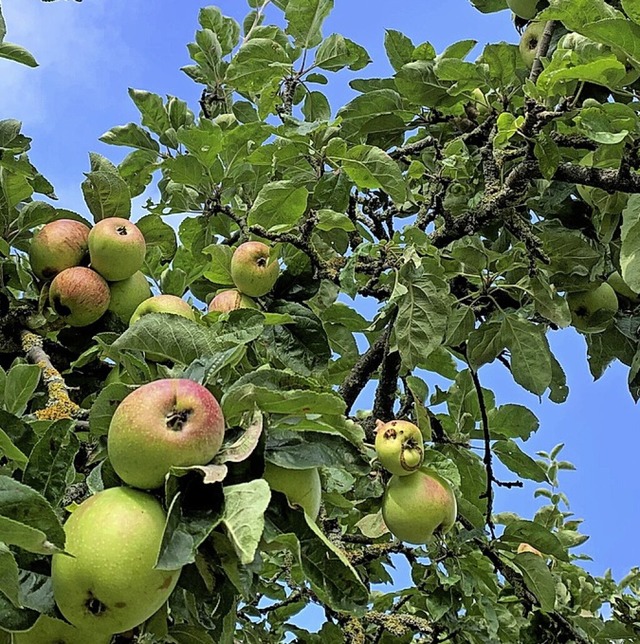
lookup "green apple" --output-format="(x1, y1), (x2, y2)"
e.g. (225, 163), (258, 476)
(208, 289), (258, 313)
(49, 267), (111, 327)
(382, 469), (457, 544)
(130, 294), (196, 326)
(88, 217), (146, 282)
(51, 487), (181, 635)
(12, 615), (111, 644)
(519, 21), (545, 69)
(108, 271), (152, 323)
(507, 0), (540, 19)
(230, 241), (280, 298)
(29, 219), (91, 280)
(264, 462), (322, 520)
(374, 419), (424, 477)
(607, 271), (640, 303)
(567, 282), (618, 333)
(108, 378), (225, 489)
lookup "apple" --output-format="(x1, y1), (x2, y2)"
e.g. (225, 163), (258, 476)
(382, 469), (457, 544)
(29, 219), (91, 280)
(49, 267), (111, 327)
(208, 289), (258, 313)
(567, 282), (618, 333)
(88, 217), (146, 282)
(507, 0), (540, 19)
(607, 271), (640, 303)
(517, 542), (543, 557)
(374, 419), (424, 476)
(130, 294), (196, 326)
(108, 271), (152, 323)
(12, 615), (111, 644)
(51, 487), (181, 635)
(230, 241), (280, 297)
(519, 21), (545, 69)
(108, 378), (225, 489)
(263, 462), (322, 520)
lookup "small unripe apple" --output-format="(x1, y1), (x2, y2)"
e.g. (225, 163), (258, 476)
(507, 0), (540, 19)
(263, 462), (322, 520)
(51, 487), (181, 635)
(49, 267), (111, 327)
(108, 271), (152, 323)
(29, 219), (91, 280)
(374, 419), (424, 476)
(517, 542), (543, 557)
(519, 21), (545, 69)
(607, 271), (640, 303)
(13, 615), (112, 644)
(382, 469), (457, 544)
(88, 217), (146, 282)
(208, 289), (258, 313)
(108, 378), (225, 489)
(230, 241), (280, 298)
(567, 282), (618, 333)
(130, 294), (196, 326)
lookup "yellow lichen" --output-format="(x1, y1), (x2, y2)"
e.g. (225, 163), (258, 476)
(35, 399), (80, 421)
(20, 331), (43, 352)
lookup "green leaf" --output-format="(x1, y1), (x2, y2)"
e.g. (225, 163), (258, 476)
(620, 195), (640, 292)
(513, 552), (557, 612)
(89, 383), (134, 437)
(0, 543), (20, 607)
(247, 180), (309, 232)
(384, 29), (415, 72)
(488, 405), (539, 441)
(0, 426), (28, 469)
(99, 122), (160, 152)
(503, 317), (552, 396)
(176, 121), (223, 167)
(623, 0), (640, 24)
(4, 364), (40, 416)
(314, 33), (371, 72)
(0, 42), (38, 68)
(81, 158), (132, 222)
(222, 479), (271, 565)
(493, 440), (548, 483)
(225, 38), (291, 93)
(0, 476), (65, 554)
(22, 420), (79, 506)
(285, 0), (333, 49)
(534, 133), (561, 180)
(137, 214), (178, 262)
(203, 244), (234, 285)
(128, 88), (171, 137)
(580, 18), (640, 67)
(332, 144), (408, 204)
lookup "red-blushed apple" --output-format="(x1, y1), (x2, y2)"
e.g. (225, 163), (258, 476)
(129, 294), (196, 326)
(230, 241), (280, 297)
(374, 419), (424, 476)
(13, 615), (112, 644)
(208, 289), (258, 313)
(567, 282), (618, 333)
(263, 462), (322, 520)
(108, 271), (152, 323)
(88, 217), (146, 282)
(382, 469), (457, 544)
(108, 378), (225, 489)
(29, 219), (91, 280)
(51, 487), (181, 636)
(49, 267), (110, 327)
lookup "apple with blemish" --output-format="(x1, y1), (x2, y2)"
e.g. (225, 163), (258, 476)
(374, 419), (424, 476)
(382, 469), (457, 544)
(49, 267), (110, 327)
(108, 378), (225, 489)
(519, 21), (545, 69)
(51, 487), (181, 635)
(208, 289), (258, 313)
(88, 217), (146, 282)
(29, 219), (90, 280)
(108, 271), (152, 323)
(567, 282), (618, 333)
(230, 241), (280, 297)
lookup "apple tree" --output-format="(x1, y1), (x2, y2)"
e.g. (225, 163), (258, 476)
(1, 0), (640, 642)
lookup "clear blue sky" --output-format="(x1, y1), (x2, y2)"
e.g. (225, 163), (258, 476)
(2, 0), (638, 598)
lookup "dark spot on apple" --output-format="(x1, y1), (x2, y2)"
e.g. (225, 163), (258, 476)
(576, 305), (588, 317)
(116, 225), (128, 236)
(52, 295), (72, 317)
(529, 37), (538, 51)
(166, 408), (192, 431)
(159, 575), (174, 590)
(256, 256), (267, 267)
(85, 594), (107, 616)
(384, 428), (397, 440)
(115, 601), (127, 608)
(42, 267), (57, 279)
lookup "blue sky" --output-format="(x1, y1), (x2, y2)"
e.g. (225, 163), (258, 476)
(2, 0), (638, 598)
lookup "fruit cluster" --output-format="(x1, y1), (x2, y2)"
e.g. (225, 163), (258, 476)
(375, 419), (457, 544)
(30, 217), (151, 326)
